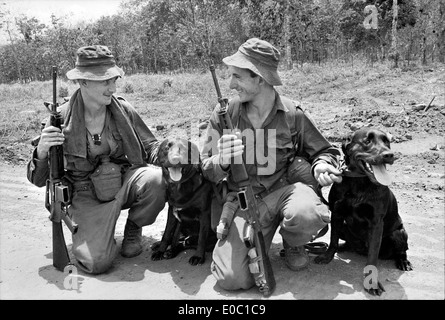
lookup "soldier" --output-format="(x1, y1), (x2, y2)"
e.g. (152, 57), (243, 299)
(201, 38), (342, 291)
(27, 45), (166, 274)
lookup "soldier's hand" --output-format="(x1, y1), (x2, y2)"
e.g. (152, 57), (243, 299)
(36, 126), (64, 160)
(314, 163), (342, 187)
(217, 133), (244, 170)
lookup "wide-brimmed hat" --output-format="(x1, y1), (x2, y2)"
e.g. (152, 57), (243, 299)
(222, 38), (282, 86)
(66, 45), (124, 81)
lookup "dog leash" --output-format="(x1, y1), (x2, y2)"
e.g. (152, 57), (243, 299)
(277, 186), (329, 256)
(279, 242), (328, 257)
(279, 221), (329, 257)
(303, 160), (369, 256)
(337, 157), (367, 178)
(302, 159), (351, 255)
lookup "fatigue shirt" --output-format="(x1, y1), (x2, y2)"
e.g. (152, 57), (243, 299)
(27, 91), (159, 188)
(201, 91), (340, 195)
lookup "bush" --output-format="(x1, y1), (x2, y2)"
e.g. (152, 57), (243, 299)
(123, 82), (134, 94)
(59, 83), (69, 97)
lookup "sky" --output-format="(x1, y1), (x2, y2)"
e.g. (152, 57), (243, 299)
(1, 0), (122, 44)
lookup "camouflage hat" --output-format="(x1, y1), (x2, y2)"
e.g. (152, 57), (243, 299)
(222, 38), (282, 86)
(66, 45), (124, 81)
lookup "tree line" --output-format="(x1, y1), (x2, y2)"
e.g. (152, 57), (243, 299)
(0, 0), (443, 84)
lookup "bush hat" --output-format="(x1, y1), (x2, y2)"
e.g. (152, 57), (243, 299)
(222, 38), (282, 86)
(66, 45), (124, 81)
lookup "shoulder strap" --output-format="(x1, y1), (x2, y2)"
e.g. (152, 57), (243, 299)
(296, 105), (305, 154)
(227, 97), (241, 128)
(280, 97), (305, 154)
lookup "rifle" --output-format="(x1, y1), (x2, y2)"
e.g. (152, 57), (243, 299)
(44, 66), (77, 271)
(209, 65), (276, 297)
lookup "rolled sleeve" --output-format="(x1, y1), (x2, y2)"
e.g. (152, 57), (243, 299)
(27, 148), (49, 187)
(300, 112), (341, 173)
(201, 154), (230, 184)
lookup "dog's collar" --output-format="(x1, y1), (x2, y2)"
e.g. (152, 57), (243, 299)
(341, 169), (367, 178)
(338, 159), (367, 178)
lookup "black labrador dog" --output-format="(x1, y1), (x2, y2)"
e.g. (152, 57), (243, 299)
(314, 127), (412, 296)
(151, 137), (216, 265)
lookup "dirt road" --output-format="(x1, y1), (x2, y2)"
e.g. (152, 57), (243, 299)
(0, 135), (443, 300)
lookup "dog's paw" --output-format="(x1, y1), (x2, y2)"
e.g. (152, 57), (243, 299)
(364, 281), (386, 296)
(189, 255), (205, 266)
(163, 244), (184, 260)
(151, 251), (165, 261)
(396, 258), (413, 271)
(151, 241), (162, 251)
(314, 252), (334, 264)
(363, 269), (386, 296)
(163, 250), (175, 259)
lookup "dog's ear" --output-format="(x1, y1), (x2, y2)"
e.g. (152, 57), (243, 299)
(157, 139), (169, 160)
(384, 131), (392, 147)
(342, 134), (353, 165)
(342, 134), (353, 154)
(188, 141), (201, 164)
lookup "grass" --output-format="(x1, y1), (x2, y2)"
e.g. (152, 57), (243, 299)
(0, 59), (443, 147)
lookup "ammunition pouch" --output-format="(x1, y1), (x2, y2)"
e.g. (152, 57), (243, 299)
(247, 247), (260, 274)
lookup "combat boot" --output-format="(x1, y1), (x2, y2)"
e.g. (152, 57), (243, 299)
(121, 219), (143, 258)
(283, 240), (309, 271)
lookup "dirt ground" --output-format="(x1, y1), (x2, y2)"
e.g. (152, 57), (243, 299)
(0, 65), (444, 301)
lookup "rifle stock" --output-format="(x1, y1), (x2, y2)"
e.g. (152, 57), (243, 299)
(44, 66), (77, 271)
(209, 65), (276, 297)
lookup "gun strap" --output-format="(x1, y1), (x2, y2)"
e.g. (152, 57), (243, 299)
(211, 179), (228, 205)
(294, 103), (305, 156)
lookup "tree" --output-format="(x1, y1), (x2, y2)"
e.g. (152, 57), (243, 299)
(389, 0), (399, 67)
(0, 0), (441, 83)
(3, 18), (23, 81)
(339, 0), (416, 61)
(284, 0), (292, 70)
(15, 16), (46, 44)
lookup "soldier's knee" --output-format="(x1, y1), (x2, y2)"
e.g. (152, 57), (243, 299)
(211, 261), (255, 291)
(75, 256), (114, 274)
(72, 245), (117, 274)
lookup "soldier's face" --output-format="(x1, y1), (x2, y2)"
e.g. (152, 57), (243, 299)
(81, 77), (118, 106)
(228, 66), (261, 103)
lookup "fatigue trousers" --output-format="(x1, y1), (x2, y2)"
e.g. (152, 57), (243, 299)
(70, 165), (166, 274)
(211, 182), (330, 291)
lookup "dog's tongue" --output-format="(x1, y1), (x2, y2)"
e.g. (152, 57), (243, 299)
(372, 164), (392, 186)
(168, 167), (182, 182)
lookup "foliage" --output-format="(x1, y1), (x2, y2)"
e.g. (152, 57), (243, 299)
(339, 0), (418, 52)
(0, 0), (443, 83)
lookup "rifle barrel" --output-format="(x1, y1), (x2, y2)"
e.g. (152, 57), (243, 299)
(209, 65), (222, 98)
(52, 66), (57, 111)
